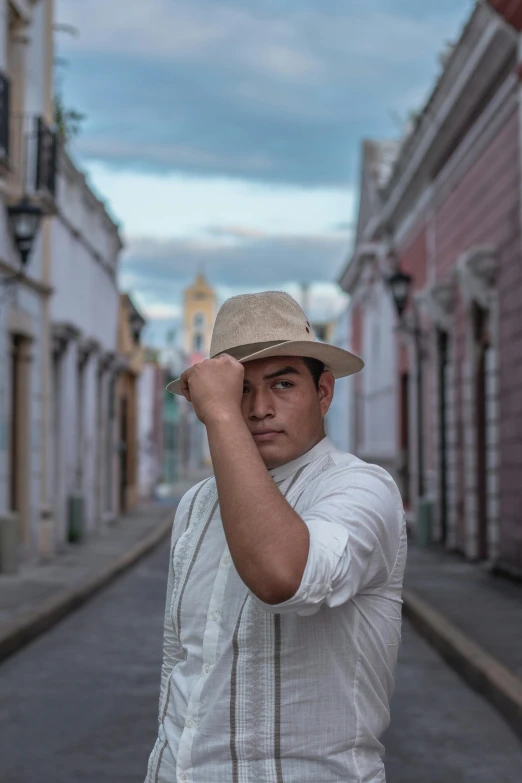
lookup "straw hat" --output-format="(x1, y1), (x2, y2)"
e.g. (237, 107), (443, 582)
(167, 290), (364, 395)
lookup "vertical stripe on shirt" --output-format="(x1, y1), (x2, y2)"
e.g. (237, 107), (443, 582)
(274, 613), (283, 783)
(153, 740), (168, 783)
(184, 477), (213, 533)
(231, 595), (249, 783)
(285, 463), (309, 495)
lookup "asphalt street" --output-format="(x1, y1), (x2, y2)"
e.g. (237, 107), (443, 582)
(1, 538), (522, 783)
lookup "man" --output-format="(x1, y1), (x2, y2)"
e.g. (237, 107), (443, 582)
(145, 291), (406, 783)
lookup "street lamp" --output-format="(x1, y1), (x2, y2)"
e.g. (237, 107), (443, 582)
(387, 262), (426, 500)
(129, 310), (144, 342)
(7, 198), (44, 268)
(387, 268), (413, 318)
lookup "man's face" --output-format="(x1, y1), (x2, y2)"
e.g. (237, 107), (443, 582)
(240, 356), (335, 470)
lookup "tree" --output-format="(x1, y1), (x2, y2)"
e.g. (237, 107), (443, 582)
(53, 89), (85, 142)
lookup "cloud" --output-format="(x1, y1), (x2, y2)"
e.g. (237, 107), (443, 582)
(56, 0), (474, 186)
(80, 163), (357, 241)
(204, 225), (268, 240)
(120, 225), (351, 347)
(331, 220), (354, 233)
(121, 230), (349, 292)
(140, 302), (182, 320)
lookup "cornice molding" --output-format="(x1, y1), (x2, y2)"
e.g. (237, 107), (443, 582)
(338, 242), (384, 294)
(455, 246), (498, 310)
(421, 280), (456, 332)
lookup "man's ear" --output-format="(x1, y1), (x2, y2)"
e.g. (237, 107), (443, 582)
(318, 371), (335, 416)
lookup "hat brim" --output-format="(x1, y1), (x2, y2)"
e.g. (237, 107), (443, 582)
(166, 340), (364, 395)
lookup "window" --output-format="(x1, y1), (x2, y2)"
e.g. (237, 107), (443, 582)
(194, 334), (203, 352)
(194, 313), (204, 329)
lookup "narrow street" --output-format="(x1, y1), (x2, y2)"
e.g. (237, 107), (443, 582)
(1, 539), (522, 783)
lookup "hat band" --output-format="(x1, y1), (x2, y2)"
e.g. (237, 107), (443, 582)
(213, 340), (291, 360)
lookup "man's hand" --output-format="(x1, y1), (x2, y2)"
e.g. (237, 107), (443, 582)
(179, 354), (245, 425)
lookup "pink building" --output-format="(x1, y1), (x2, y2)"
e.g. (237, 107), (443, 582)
(339, 2), (522, 575)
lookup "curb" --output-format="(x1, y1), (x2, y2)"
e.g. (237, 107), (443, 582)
(403, 587), (522, 739)
(0, 511), (174, 665)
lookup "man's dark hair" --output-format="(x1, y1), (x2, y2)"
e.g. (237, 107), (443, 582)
(302, 357), (326, 390)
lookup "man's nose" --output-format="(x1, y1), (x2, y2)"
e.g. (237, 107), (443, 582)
(248, 388), (274, 420)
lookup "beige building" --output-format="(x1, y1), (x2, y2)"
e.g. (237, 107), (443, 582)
(116, 294), (146, 514)
(183, 273), (217, 358)
(179, 273), (217, 470)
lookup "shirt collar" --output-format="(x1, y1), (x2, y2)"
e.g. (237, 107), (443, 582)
(268, 436), (335, 483)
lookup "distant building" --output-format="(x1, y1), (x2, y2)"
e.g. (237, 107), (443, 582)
(325, 308), (354, 454)
(183, 273), (217, 357)
(182, 273), (217, 469)
(116, 294), (146, 513)
(337, 139), (401, 484)
(159, 338), (185, 492)
(138, 348), (164, 499)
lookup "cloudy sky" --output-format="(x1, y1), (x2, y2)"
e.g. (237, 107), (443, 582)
(55, 0), (474, 345)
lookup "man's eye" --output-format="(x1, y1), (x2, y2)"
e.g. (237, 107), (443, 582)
(242, 386), (250, 394)
(274, 381), (293, 389)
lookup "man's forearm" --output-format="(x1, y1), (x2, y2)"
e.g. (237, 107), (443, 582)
(206, 413), (310, 604)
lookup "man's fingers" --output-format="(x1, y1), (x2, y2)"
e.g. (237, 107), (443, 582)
(180, 370), (192, 402)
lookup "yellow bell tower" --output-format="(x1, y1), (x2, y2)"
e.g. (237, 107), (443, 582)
(183, 273), (217, 358)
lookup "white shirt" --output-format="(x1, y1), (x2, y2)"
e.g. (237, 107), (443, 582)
(145, 437), (407, 783)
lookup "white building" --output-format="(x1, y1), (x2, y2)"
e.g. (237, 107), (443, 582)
(336, 140), (401, 481)
(0, 0), (58, 569)
(325, 307), (354, 454)
(138, 351), (164, 499)
(50, 152), (122, 551)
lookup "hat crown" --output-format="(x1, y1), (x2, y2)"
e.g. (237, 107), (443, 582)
(210, 291), (315, 357)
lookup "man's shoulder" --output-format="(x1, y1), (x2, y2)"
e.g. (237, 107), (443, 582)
(326, 447), (391, 478)
(316, 447), (403, 505)
(177, 475), (216, 514)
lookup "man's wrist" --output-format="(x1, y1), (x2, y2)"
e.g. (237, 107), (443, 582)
(203, 406), (244, 430)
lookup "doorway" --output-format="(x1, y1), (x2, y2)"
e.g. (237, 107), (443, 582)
(437, 330), (449, 544)
(473, 303), (490, 561)
(119, 395), (128, 513)
(399, 371), (410, 508)
(8, 333), (30, 547)
(9, 335), (21, 514)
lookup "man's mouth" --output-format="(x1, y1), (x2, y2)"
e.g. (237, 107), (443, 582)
(251, 430), (282, 441)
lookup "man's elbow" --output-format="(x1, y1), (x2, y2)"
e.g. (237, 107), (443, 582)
(253, 573), (302, 606)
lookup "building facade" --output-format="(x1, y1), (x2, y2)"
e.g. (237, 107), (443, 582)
(159, 340), (185, 492)
(325, 307), (354, 454)
(0, 0), (58, 569)
(116, 293), (146, 514)
(138, 348), (164, 499)
(50, 152), (123, 551)
(339, 2), (522, 574)
(183, 273), (217, 358)
(338, 140), (401, 483)
(181, 273), (217, 469)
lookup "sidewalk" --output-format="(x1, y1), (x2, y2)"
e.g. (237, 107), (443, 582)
(0, 474), (209, 664)
(403, 544), (522, 739)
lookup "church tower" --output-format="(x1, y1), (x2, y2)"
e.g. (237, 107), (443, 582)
(183, 273), (217, 359)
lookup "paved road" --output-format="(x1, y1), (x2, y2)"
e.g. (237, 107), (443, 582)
(1, 539), (522, 783)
